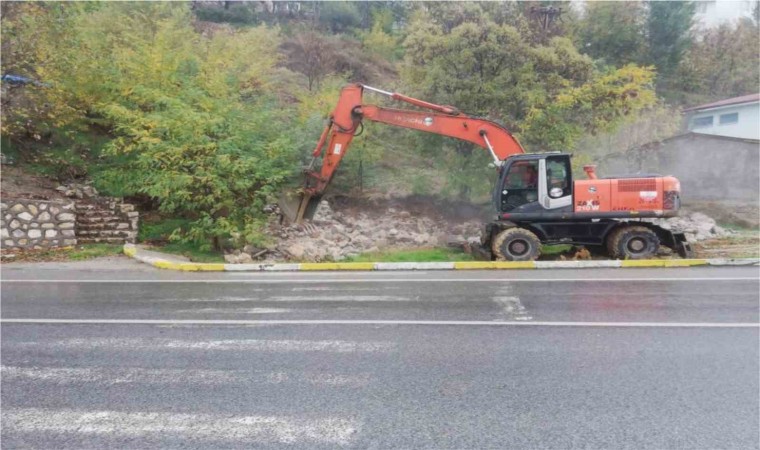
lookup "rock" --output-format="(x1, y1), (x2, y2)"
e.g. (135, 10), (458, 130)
(45, 230), (57, 238)
(56, 213), (75, 221)
(0, 228), (7, 238)
(9, 220), (20, 229)
(224, 254), (238, 264)
(237, 252), (254, 264)
(10, 204), (25, 213)
(28, 204), (38, 215)
(388, 228), (399, 236)
(286, 243), (306, 259)
(38, 212), (51, 221)
(17, 212), (33, 221)
(59, 222), (75, 229)
(11, 229), (25, 238)
(28, 229), (41, 238)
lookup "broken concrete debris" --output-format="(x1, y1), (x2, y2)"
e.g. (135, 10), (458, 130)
(223, 199), (482, 264)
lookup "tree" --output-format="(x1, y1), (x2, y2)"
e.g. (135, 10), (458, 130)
(282, 31), (396, 90)
(579, 1), (647, 67)
(401, 6), (656, 198)
(646, 1), (695, 84)
(281, 31), (338, 91)
(2, 3), (303, 248)
(673, 19), (760, 104)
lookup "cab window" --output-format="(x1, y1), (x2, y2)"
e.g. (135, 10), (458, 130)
(546, 156), (571, 197)
(504, 161), (538, 189)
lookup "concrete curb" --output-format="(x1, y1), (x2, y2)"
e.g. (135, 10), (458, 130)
(123, 244), (759, 272)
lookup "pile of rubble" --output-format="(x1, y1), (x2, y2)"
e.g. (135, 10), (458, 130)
(224, 200), (482, 263)
(648, 211), (733, 243)
(222, 200), (735, 263)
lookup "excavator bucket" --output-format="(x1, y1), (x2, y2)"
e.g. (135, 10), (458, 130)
(277, 190), (322, 224)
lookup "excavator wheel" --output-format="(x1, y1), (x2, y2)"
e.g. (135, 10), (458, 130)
(492, 227), (541, 261)
(607, 225), (660, 260)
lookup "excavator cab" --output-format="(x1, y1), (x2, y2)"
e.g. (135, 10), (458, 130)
(494, 153), (573, 214)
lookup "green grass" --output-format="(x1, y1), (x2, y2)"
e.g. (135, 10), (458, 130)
(156, 242), (225, 263)
(541, 244), (573, 256)
(68, 244), (124, 260)
(137, 216), (224, 263)
(138, 218), (193, 242)
(344, 247), (476, 263)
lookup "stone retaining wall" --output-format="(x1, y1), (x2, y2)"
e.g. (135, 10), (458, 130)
(75, 200), (138, 244)
(1, 199), (77, 250)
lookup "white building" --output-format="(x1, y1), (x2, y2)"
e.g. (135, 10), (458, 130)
(684, 94), (760, 140)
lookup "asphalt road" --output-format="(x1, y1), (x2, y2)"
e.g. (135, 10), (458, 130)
(1, 261), (758, 449)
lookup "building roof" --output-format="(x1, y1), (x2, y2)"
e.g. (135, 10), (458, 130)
(683, 93), (760, 112)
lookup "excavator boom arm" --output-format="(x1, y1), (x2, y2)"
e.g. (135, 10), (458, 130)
(283, 84), (526, 222)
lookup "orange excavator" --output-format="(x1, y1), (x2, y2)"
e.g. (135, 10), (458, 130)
(280, 83), (692, 260)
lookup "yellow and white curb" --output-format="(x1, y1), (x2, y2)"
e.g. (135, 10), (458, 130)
(123, 244), (759, 272)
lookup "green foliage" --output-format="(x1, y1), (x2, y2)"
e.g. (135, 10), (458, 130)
(318, 2), (361, 33)
(194, 3), (258, 25)
(138, 217), (193, 243)
(345, 247), (475, 262)
(522, 65), (658, 150)
(2, 3), (301, 248)
(579, 1), (647, 67)
(646, 1), (695, 82)
(361, 22), (398, 61)
(401, 5), (656, 197)
(672, 19), (760, 104)
(68, 244), (124, 261)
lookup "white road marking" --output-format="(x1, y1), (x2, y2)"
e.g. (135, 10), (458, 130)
(265, 295), (411, 302)
(493, 296), (532, 321)
(1, 366), (371, 387)
(2, 277), (757, 283)
(291, 287), (392, 291)
(180, 296), (260, 302)
(1, 408), (360, 445)
(0, 366), (241, 385)
(9, 337), (396, 353)
(2, 319), (757, 328)
(177, 307), (292, 314)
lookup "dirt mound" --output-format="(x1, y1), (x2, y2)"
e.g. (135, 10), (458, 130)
(0, 166), (68, 201)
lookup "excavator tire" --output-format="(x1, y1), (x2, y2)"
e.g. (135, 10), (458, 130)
(607, 225), (660, 260)
(492, 227), (541, 261)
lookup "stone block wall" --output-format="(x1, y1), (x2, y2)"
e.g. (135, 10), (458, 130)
(75, 200), (138, 244)
(1, 199), (77, 250)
